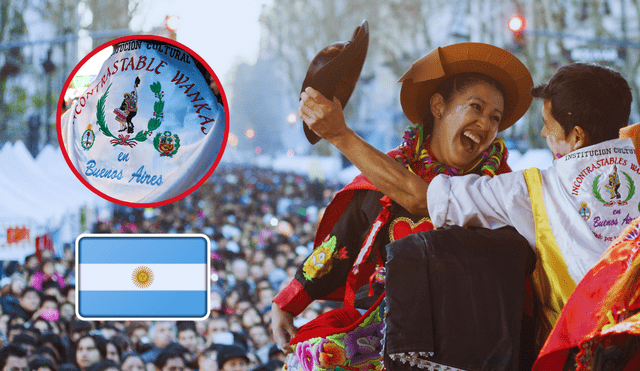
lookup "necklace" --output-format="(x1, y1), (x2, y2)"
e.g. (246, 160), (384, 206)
(391, 123), (508, 181)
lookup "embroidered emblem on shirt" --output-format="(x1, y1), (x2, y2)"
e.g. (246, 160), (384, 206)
(154, 131), (180, 157)
(593, 166), (635, 206)
(81, 124), (95, 150)
(114, 76), (140, 134)
(605, 165), (622, 199)
(97, 80), (164, 147)
(579, 202), (591, 221)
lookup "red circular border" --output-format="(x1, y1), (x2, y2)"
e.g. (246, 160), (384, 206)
(56, 35), (230, 208)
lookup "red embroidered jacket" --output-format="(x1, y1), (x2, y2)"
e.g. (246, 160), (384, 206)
(272, 174), (434, 316)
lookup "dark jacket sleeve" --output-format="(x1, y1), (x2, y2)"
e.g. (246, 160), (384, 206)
(273, 190), (384, 315)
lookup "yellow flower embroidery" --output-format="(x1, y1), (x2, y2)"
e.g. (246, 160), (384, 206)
(302, 236), (337, 281)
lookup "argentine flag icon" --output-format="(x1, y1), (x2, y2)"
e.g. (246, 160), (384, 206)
(76, 234), (210, 320)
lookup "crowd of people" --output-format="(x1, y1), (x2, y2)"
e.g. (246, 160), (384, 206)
(6, 34), (640, 371)
(0, 164), (346, 371)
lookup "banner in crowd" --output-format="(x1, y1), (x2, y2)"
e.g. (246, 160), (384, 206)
(0, 221), (36, 263)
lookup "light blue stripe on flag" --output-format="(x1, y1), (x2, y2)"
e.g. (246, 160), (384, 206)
(78, 236), (207, 264)
(78, 291), (207, 317)
(76, 234), (209, 319)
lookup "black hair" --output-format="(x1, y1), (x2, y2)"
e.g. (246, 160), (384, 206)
(153, 348), (185, 370)
(73, 334), (108, 366)
(0, 345), (27, 370)
(28, 355), (57, 371)
(104, 339), (122, 362)
(531, 63), (632, 144)
(38, 333), (64, 355)
(91, 335), (108, 359)
(57, 364), (79, 371)
(241, 306), (264, 328)
(216, 345), (248, 370)
(163, 343), (189, 357)
(23, 325), (42, 339)
(9, 324), (25, 334)
(251, 360), (283, 371)
(61, 286), (75, 298)
(13, 333), (37, 347)
(40, 295), (58, 308)
(421, 72), (506, 135)
(267, 344), (283, 359)
(40, 259), (55, 268)
(86, 360), (119, 371)
(31, 318), (53, 333)
(119, 353), (144, 368)
(109, 335), (130, 361)
(21, 287), (40, 299)
(41, 281), (60, 293)
(34, 346), (59, 364)
(176, 321), (197, 335)
(69, 320), (92, 336)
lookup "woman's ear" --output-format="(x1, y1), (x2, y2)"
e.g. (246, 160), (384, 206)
(571, 125), (590, 151)
(430, 93), (445, 119)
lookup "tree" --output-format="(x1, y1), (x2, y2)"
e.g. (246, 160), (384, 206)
(259, 0), (449, 155)
(505, 0), (640, 146)
(0, 1), (28, 143)
(88, 0), (134, 48)
(260, 0), (640, 152)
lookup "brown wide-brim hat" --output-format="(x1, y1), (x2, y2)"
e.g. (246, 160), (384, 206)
(301, 20), (369, 144)
(399, 42), (533, 132)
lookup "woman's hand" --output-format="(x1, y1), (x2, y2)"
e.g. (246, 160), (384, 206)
(271, 304), (297, 354)
(298, 88), (430, 216)
(299, 87), (351, 143)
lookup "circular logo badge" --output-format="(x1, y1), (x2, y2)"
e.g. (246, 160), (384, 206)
(57, 35), (229, 207)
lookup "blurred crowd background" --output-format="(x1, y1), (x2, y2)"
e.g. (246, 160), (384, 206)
(3, 1), (640, 370)
(0, 164), (346, 371)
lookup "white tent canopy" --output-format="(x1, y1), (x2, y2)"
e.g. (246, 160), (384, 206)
(0, 142), (107, 260)
(0, 141), (105, 225)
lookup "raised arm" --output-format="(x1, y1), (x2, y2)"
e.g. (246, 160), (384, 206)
(299, 87), (430, 216)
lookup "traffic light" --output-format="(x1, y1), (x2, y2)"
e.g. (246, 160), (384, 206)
(508, 14), (526, 52)
(165, 15), (179, 40)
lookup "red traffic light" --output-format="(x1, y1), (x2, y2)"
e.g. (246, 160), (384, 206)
(165, 15), (180, 32)
(508, 14), (526, 33)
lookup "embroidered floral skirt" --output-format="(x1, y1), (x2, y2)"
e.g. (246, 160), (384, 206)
(285, 299), (386, 371)
(285, 226), (536, 371)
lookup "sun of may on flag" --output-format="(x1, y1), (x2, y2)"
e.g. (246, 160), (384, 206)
(76, 234), (210, 320)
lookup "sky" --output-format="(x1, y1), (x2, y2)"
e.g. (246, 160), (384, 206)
(70, 1), (272, 106)
(131, 0), (273, 87)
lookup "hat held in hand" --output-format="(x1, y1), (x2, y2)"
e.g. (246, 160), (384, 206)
(300, 20), (369, 144)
